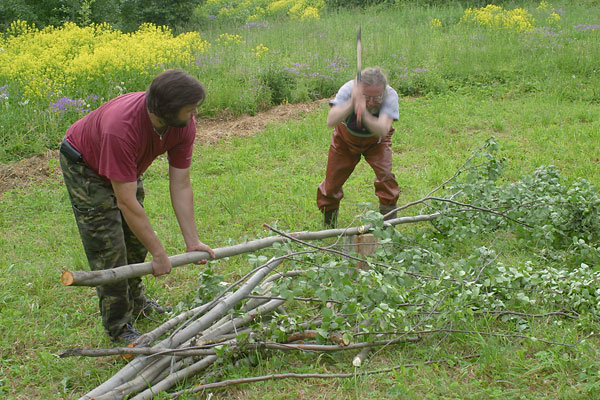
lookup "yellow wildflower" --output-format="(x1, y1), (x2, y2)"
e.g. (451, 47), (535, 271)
(537, 1), (552, 11)
(301, 7), (320, 20)
(430, 18), (442, 28)
(460, 4), (535, 33)
(547, 12), (561, 25)
(0, 22), (209, 103)
(217, 33), (245, 45)
(252, 43), (269, 57)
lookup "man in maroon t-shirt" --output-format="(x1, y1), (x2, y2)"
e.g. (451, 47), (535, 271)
(59, 69), (215, 344)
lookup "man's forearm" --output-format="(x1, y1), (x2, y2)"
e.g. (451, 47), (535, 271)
(327, 101), (353, 127)
(170, 182), (199, 248)
(362, 113), (393, 138)
(118, 200), (166, 259)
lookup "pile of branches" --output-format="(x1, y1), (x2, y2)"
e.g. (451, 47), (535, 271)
(61, 139), (600, 399)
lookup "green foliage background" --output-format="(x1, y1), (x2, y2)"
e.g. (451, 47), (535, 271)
(0, 0), (199, 32)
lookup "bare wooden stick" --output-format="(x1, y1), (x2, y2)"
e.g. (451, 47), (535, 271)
(246, 335), (421, 352)
(131, 355), (219, 400)
(196, 298), (285, 344)
(60, 329), (253, 358)
(60, 346), (217, 358)
(352, 347), (372, 367)
(286, 330), (350, 346)
(131, 300), (216, 347)
(93, 356), (175, 400)
(62, 214), (440, 287)
(80, 257), (285, 400)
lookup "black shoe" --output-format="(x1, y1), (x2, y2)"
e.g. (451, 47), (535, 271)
(112, 323), (141, 345)
(133, 297), (171, 318)
(380, 204), (397, 221)
(324, 209), (338, 229)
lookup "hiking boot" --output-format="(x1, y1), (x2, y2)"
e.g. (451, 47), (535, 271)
(379, 204), (397, 221)
(133, 297), (171, 318)
(323, 208), (338, 229)
(112, 323), (141, 345)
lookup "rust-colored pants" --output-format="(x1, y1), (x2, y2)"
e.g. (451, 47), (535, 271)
(317, 124), (399, 212)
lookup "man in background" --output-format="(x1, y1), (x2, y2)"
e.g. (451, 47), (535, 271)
(317, 67), (400, 228)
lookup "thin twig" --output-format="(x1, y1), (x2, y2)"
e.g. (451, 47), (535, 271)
(264, 224), (447, 282)
(246, 295), (341, 304)
(169, 355), (479, 397)
(429, 196), (532, 228)
(356, 328), (577, 347)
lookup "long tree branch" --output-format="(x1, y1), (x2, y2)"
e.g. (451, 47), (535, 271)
(62, 214), (440, 287)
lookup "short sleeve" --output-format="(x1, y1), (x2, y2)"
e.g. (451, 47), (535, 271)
(329, 80), (353, 107)
(379, 86), (399, 121)
(167, 123), (195, 169)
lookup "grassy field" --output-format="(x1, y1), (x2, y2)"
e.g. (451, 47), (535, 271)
(2, 1), (600, 399)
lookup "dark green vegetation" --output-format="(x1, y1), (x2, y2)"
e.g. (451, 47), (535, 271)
(0, 0), (198, 32)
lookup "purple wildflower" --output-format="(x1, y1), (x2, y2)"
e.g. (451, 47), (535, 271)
(208, 15), (216, 20)
(0, 84), (8, 100)
(538, 27), (559, 37)
(246, 22), (267, 28)
(49, 97), (88, 113)
(574, 24), (600, 31)
(195, 56), (222, 67)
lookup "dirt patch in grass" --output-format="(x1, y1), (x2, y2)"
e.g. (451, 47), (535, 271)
(197, 99), (326, 145)
(0, 100), (326, 196)
(0, 149), (62, 197)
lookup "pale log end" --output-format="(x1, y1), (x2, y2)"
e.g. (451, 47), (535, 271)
(61, 271), (75, 286)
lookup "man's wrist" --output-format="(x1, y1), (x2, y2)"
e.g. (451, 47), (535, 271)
(151, 249), (168, 260)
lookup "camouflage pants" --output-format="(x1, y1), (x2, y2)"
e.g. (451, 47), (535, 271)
(59, 152), (148, 338)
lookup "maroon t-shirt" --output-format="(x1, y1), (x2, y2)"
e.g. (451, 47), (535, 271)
(65, 92), (195, 183)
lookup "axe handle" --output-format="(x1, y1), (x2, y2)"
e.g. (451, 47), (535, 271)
(356, 26), (362, 127)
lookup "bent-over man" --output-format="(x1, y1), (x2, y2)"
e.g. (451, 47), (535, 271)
(60, 69), (215, 344)
(317, 67), (400, 227)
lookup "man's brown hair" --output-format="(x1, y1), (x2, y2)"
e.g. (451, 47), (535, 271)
(146, 69), (206, 119)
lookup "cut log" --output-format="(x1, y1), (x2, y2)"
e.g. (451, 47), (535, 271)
(346, 233), (380, 270)
(352, 346), (372, 367)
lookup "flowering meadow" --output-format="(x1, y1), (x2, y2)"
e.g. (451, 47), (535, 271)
(195, 0), (326, 23)
(0, 1), (599, 162)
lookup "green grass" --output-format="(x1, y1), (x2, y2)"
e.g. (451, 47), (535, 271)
(2, 89), (600, 398)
